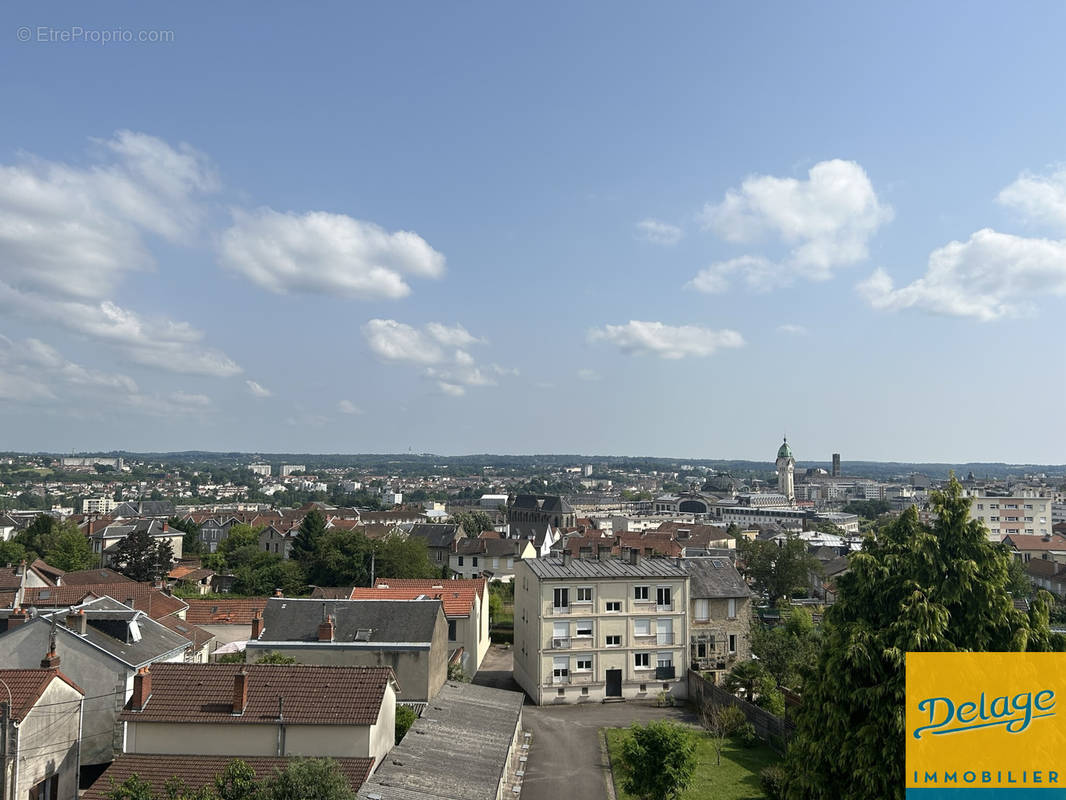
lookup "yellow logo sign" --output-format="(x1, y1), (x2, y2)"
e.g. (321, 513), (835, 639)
(907, 653), (1066, 789)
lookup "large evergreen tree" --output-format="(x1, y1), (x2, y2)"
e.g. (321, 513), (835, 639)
(114, 528), (174, 582)
(290, 509), (326, 562)
(785, 477), (1063, 800)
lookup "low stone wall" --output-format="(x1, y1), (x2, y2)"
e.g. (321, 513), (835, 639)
(687, 669), (795, 753)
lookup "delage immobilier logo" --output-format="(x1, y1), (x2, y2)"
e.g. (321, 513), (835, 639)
(906, 653), (1066, 796)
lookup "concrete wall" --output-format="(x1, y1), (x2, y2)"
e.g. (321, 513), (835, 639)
(10, 678), (82, 800)
(0, 622), (130, 765)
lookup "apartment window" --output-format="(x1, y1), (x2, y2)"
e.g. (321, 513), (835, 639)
(1025, 504), (1034, 509)
(656, 618), (673, 645)
(656, 586), (672, 609)
(448, 619), (457, 640)
(576, 620), (593, 638)
(575, 656), (592, 672)
(729, 634), (737, 654)
(977, 504), (984, 510)
(634, 652), (651, 669)
(472, 556), (479, 567)
(991, 517), (1000, 522)
(605, 601), (622, 612)
(657, 652), (673, 669)
(557, 688), (565, 697)
(507, 558), (514, 568)
(606, 635), (621, 647)
(553, 656), (569, 683)
(575, 587), (593, 603)
(436, 550), (443, 562)
(727, 598), (737, 619)
(553, 621), (570, 646)
(581, 686), (589, 696)
(639, 683), (647, 692)
(634, 586), (650, 602)
(694, 599), (709, 621)
(458, 556), (464, 566)
(1026, 517), (1034, 522)
(634, 618), (652, 637)
(695, 641), (707, 658)
(1026, 529), (1035, 534)
(990, 504), (999, 509)
(553, 588), (570, 611)
(28, 775), (59, 800)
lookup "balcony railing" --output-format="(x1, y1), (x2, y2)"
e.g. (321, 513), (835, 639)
(656, 603), (674, 612)
(551, 637), (571, 650)
(548, 603), (571, 615)
(655, 666), (677, 680)
(656, 633), (674, 645)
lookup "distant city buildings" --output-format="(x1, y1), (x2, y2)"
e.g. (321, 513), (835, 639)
(248, 463), (271, 477)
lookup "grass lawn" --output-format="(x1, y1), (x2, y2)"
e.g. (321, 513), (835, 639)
(604, 726), (779, 800)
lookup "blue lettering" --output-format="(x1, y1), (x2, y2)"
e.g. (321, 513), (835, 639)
(1036, 690), (1056, 712)
(944, 772), (957, 783)
(957, 701), (978, 723)
(925, 772), (937, 783)
(964, 772), (976, 783)
(991, 694), (1009, 717)
(914, 697), (954, 738)
(1008, 693), (1034, 733)
(1051, 771), (1059, 784)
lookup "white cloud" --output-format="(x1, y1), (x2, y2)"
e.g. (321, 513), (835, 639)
(337, 399), (363, 415)
(635, 218), (683, 245)
(688, 255), (779, 294)
(362, 319), (504, 395)
(246, 380), (272, 397)
(858, 228), (1066, 321)
(777, 324), (808, 336)
(576, 369), (601, 382)
(0, 132), (241, 377)
(0, 334), (138, 396)
(588, 320), (745, 359)
(998, 166), (1066, 230)
(219, 208), (445, 299)
(696, 159), (892, 290)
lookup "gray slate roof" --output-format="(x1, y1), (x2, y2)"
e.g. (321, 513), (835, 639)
(524, 556), (688, 580)
(357, 681), (524, 800)
(39, 596), (190, 667)
(511, 494), (574, 514)
(682, 558), (751, 599)
(259, 598), (443, 644)
(406, 524), (460, 549)
(114, 501), (175, 517)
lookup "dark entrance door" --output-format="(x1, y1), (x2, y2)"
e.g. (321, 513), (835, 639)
(606, 669), (622, 697)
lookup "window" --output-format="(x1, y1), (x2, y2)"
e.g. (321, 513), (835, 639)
(656, 618), (673, 645)
(694, 599), (709, 621)
(656, 586), (672, 608)
(553, 587), (570, 610)
(553, 655), (569, 683)
(991, 517), (1000, 522)
(727, 598), (737, 619)
(458, 556), (464, 566)
(1026, 504), (1034, 509)
(472, 556), (479, 567)
(576, 620), (593, 637)
(634, 652), (651, 669)
(657, 652), (673, 669)
(436, 550), (442, 562)
(581, 686), (589, 696)
(29, 775), (59, 800)
(492, 557), (499, 568)
(605, 600), (621, 612)
(634, 618), (652, 637)
(575, 587), (593, 603)
(576, 656), (592, 671)
(448, 619), (457, 640)
(507, 558), (514, 568)
(977, 503), (984, 510)
(606, 635), (621, 647)
(1026, 517), (1034, 522)
(695, 641), (707, 658)
(990, 503), (999, 509)
(729, 634), (737, 654)
(557, 687), (565, 696)
(634, 586), (650, 602)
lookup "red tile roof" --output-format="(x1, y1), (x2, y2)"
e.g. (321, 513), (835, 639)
(0, 668), (84, 720)
(184, 598), (268, 625)
(157, 615), (216, 650)
(119, 663), (395, 725)
(83, 754), (375, 800)
(1003, 534), (1066, 551)
(22, 583), (187, 620)
(60, 567), (134, 585)
(349, 584), (479, 617)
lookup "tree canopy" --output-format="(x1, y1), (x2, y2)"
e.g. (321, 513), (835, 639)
(784, 476), (1064, 800)
(739, 535), (819, 606)
(619, 720), (697, 800)
(113, 527), (174, 582)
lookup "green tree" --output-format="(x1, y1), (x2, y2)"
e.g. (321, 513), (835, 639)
(452, 511), (493, 538)
(750, 606), (820, 691)
(372, 536), (437, 581)
(291, 510), (326, 562)
(106, 773), (154, 800)
(395, 704), (416, 744)
(262, 758), (354, 800)
(0, 539), (26, 566)
(113, 527), (175, 582)
(232, 555), (305, 596)
(304, 529), (373, 587)
(217, 524), (262, 561)
(618, 721), (697, 800)
(169, 516), (203, 556)
(784, 477), (1065, 800)
(254, 651), (297, 665)
(214, 759), (262, 800)
(43, 524), (95, 571)
(740, 535), (819, 606)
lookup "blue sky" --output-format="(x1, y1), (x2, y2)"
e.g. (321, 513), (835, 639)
(1, 1), (1065, 463)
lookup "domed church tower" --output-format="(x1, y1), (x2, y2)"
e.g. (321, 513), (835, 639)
(776, 437), (795, 504)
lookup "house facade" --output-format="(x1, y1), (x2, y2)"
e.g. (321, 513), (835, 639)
(513, 555), (689, 705)
(682, 557), (753, 683)
(0, 666), (84, 800)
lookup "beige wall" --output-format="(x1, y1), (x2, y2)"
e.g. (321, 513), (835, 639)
(12, 678), (82, 800)
(513, 561), (689, 705)
(126, 721), (372, 758)
(689, 595), (752, 681)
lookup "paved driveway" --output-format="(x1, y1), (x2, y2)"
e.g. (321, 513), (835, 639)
(473, 647), (697, 800)
(521, 700), (696, 800)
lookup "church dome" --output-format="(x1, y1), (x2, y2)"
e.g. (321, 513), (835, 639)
(777, 438), (793, 460)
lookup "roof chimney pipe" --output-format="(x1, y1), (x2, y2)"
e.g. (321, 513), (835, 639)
(233, 668), (249, 715)
(251, 610), (263, 640)
(65, 608), (87, 635)
(131, 667), (152, 711)
(318, 615), (334, 642)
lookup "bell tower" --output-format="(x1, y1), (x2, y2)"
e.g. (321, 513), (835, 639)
(776, 437), (795, 504)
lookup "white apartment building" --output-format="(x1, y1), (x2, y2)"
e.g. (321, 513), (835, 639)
(280, 464), (305, 476)
(966, 490), (1053, 541)
(513, 554), (689, 705)
(248, 463), (272, 477)
(83, 496), (118, 514)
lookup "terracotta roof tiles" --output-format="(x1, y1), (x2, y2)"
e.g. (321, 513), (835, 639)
(184, 598), (269, 625)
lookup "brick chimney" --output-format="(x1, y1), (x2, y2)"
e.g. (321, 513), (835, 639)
(251, 610), (263, 640)
(318, 614), (334, 642)
(8, 607), (28, 628)
(65, 608), (87, 635)
(15, 559), (25, 576)
(233, 669), (249, 715)
(162, 520), (168, 532)
(40, 646), (60, 669)
(274, 588), (283, 598)
(131, 667), (152, 711)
